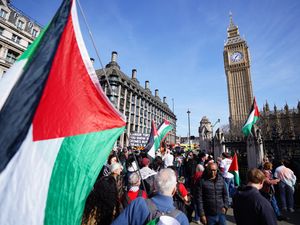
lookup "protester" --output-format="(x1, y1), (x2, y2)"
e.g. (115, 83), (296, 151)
(100, 152), (118, 177)
(219, 152), (234, 200)
(111, 168), (189, 225)
(196, 162), (228, 225)
(163, 148), (174, 168)
(184, 151), (197, 188)
(191, 164), (205, 224)
(198, 151), (207, 166)
(82, 162), (124, 225)
(260, 162), (285, 220)
(274, 159), (297, 212)
(122, 172), (147, 208)
(140, 157), (157, 196)
(151, 156), (164, 172)
(233, 168), (277, 225)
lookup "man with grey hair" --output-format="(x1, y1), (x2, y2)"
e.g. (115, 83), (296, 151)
(111, 168), (189, 225)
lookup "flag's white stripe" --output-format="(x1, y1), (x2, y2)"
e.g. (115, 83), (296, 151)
(157, 123), (170, 133)
(243, 109), (255, 128)
(0, 126), (63, 225)
(0, 60), (27, 109)
(148, 145), (156, 158)
(71, 0), (125, 121)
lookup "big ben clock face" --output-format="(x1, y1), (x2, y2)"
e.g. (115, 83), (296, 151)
(230, 51), (243, 62)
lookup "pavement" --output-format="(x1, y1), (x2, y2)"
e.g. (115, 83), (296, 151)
(190, 208), (300, 225)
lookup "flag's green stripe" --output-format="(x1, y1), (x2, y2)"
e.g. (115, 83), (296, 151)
(242, 115), (259, 136)
(158, 126), (173, 142)
(231, 171), (240, 186)
(44, 126), (125, 225)
(18, 24), (49, 62)
(154, 136), (161, 150)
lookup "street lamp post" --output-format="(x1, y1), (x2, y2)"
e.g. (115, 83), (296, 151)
(211, 119), (220, 154)
(187, 109), (191, 149)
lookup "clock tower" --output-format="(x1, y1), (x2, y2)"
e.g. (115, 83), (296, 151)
(224, 13), (253, 136)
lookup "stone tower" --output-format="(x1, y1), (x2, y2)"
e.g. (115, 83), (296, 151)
(223, 13), (253, 136)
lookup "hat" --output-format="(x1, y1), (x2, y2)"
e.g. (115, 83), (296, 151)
(157, 216), (180, 225)
(142, 157), (150, 167)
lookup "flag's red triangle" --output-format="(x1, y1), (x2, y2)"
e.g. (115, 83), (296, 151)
(228, 153), (239, 172)
(253, 97), (260, 117)
(33, 13), (125, 141)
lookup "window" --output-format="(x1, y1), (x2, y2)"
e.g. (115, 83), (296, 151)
(6, 50), (19, 64)
(16, 20), (25, 30)
(32, 29), (38, 38)
(0, 26), (4, 35)
(12, 34), (21, 44)
(0, 9), (8, 19)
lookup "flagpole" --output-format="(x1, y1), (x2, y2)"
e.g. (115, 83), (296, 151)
(77, 0), (113, 94)
(132, 153), (148, 196)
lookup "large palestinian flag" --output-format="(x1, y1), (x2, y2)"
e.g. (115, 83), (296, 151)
(144, 120), (160, 158)
(242, 97), (260, 136)
(0, 1), (125, 225)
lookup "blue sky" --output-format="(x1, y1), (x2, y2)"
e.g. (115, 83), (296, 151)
(12, 0), (300, 136)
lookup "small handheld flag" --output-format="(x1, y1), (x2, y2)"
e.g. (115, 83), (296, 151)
(242, 97), (260, 136)
(228, 153), (240, 186)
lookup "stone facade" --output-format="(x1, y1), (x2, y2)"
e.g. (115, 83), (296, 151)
(223, 14), (253, 136)
(0, 0), (42, 77)
(259, 101), (300, 140)
(96, 51), (176, 147)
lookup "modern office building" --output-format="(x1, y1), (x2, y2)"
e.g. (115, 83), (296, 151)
(0, 0), (42, 78)
(96, 51), (176, 147)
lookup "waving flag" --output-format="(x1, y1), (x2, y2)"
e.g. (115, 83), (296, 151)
(242, 97), (260, 136)
(0, 1), (125, 225)
(157, 119), (173, 142)
(144, 120), (160, 158)
(228, 153), (240, 186)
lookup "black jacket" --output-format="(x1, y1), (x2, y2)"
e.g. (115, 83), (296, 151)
(233, 185), (277, 225)
(196, 173), (229, 216)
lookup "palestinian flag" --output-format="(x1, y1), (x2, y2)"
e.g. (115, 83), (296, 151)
(0, 1), (125, 225)
(157, 119), (173, 142)
(242, 97), (260, 136)
(144, 120), (160, 158)
(228, 153), (240, 186)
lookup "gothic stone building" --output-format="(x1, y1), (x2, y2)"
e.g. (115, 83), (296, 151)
(0, 0), (42, 78)
(223, 14), (253, 136)
(259, 101), (300, 140)
(96, 51), (176, 147)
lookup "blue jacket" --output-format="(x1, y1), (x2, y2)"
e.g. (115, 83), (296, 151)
(111, 193), (189, 225)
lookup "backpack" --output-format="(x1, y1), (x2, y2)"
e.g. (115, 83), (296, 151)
(145, 199), (181, 225)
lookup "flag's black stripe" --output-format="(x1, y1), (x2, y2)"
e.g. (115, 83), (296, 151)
(0, 0), (72, 172)
(144, 123), (155, 153)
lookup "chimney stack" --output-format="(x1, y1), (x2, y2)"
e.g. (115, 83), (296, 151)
(111, 51), (118, 62)
(90, 57), (95, 64)
(132, 69), (137, 79)
(163, 97), (167, 103)
(155, 89), (159, 97)
(145, 80), (149, 89)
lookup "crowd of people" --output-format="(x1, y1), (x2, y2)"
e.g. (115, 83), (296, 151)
(81, 145), (298, 225)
